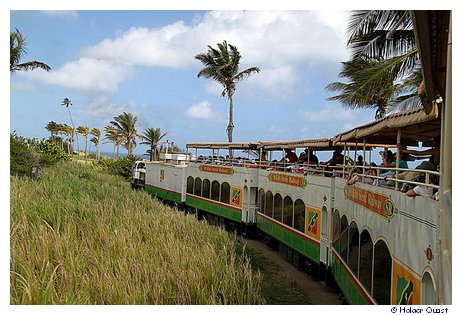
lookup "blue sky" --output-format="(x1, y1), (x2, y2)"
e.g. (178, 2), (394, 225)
(9, 10), (381, 158)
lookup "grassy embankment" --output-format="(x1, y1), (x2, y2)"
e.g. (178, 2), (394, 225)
(10, 160), (264, 304)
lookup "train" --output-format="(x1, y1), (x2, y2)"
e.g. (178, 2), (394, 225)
(130, 11), (451, 305)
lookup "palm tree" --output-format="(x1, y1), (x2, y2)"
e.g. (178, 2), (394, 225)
(45, 121), (59, 145)
(326, 58), (400, 119)
(61, 124), (74, 154)
(10, 28), (51, 73)
(195, 40), (260, 148)
(140, 127), (167, 161)
(90, 128), (102, 160)
(326, 10), (421, 118)
(76, 126), (90, 161)
(104, 125), (124, 158)
(109, 112), (139, 156)
(61, 98), (79, 153)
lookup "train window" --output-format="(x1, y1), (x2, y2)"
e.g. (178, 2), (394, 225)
(372, 240), (392, 305)
(340, 215), (349, 262)
(211, 180), (220, 201)
(194, 177), (202, 196)
(332, 210), (340, 253)
(220, 182), (230, 204)
(347, 221), (360, 277)
(187, 176), (194, 194)
(258, 189), (265, 213)
(265, 191), (273, 217)
(293, 199), (305, 232)
(202, 179), (211, 199)
(359, 230), (373, 294)
(421, 272), (436, 305)
(283, 196), (294, 227)
(274, 194), (282, 222)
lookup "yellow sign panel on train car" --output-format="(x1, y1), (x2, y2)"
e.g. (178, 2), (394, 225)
(268, 172), (307, 188)
(305, 207), (321, 240)
(230, 187), (243, 208)
(392, 261), (421, 305)
(199, 165), (234, 175)
(344, 185), (395, 220)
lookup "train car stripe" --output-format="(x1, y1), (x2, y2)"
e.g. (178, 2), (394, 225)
(332, 250), (375, 304)
(257, 212), (320, 246)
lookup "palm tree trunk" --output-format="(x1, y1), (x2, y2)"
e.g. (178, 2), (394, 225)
(84, 137), (88, 162)
(227, 94), (234, 157)
(67, 107), (80, 154)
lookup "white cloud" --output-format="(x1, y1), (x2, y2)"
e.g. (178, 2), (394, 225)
(299, 103), (356, 122)
(82, 11), (349, 69)
(25, 11), (349, 96)
(186, 101), (221, 120)
(40, 11), (79, 21)
(23, 58), (131, 93)
(79, 96), (139, 119)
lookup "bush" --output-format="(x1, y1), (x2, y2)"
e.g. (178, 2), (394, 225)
(96, 155), (140, 180)
(10, 134), (40, 177)
(37, 140), (68, 166)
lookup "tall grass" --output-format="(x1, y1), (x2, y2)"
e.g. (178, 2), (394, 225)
(10, 161), (264, 304)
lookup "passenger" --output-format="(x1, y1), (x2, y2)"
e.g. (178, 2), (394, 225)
(321, 147), (344, 177)
(347, 162), (376, 185)
(284, 149), (298, 164)
(378, 150), (409, 185)
(397, 140), (440, 169)
(309, 151), (319, 165)
(298, 148), (309, 163)
(325, 147), (344, 166)
(357, 155), (365, 166)
(405, 161), (438, 198)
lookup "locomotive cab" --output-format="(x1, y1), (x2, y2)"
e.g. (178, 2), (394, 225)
(131, 161), (146, 190)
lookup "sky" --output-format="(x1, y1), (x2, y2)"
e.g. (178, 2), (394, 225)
(9, 9), (381, 159)
(4, 1), (460, 314)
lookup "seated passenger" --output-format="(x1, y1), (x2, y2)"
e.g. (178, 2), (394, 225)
(404, 161), (437, 198)
(347, 162), (376, 185)
(298, 149), (309, 163)
(309, 151), (319, 165)
(377, 150), (409, 186)
(286, 149), (298, 163)
(324, 147), (344, 166)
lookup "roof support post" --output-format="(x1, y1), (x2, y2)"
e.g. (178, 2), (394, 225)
(395, 128), (401, 190)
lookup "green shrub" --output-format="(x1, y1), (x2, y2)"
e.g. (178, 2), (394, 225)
(10, 133), (39, 177)
(96, 155), (140, 180)
(37, 140), (68, 166)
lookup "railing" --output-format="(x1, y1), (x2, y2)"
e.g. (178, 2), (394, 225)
(189, 157), (440, 198)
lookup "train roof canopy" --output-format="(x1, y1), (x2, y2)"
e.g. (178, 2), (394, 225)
(334, 105), (440, 146)
(186, 142), (258, 150)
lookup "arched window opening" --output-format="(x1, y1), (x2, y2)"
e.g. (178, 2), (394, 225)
(283, 196), (294, 227)
(347, 221), (360, 277)
(274, 193), (283, 222)
(265, 191), (274, 217)
(332, 210), (341, 253)
(372, 240), (392, 304)
(220, 182), (230, 204)
(202, 179), (211, 199)
(187, 176), (194, 194)
(359, 230), (373, 293)
(211, 180), (220, 201)
(293, 199), (305, 233)
(258, 189), (265, 214)
(194, 177), (202, 196)
(340, 215), (349, 262)
(421, 272), (436, 305)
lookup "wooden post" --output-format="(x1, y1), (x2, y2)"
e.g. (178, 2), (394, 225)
(395, 128), (401, 190)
